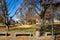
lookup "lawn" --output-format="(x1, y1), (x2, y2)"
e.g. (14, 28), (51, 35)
(0, 24), (39, 36)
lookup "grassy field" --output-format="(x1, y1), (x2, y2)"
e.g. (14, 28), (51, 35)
(0, 24), (60, 35)
(0, 24), (38, 36)
(0, 24), (60, 40)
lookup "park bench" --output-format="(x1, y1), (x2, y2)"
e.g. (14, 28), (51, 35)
(0, 32), (10, 36)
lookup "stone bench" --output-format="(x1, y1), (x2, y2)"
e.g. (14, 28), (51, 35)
(0, 32), (10, 36)
(15, 32), (33, 37)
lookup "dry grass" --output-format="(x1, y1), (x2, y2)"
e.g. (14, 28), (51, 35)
(0, 24), (55, 40)
(1, 35), (60, 40)
(0, 36), (52, 40)
(0, 37), (12, 40)
(44, 36), (52, 40)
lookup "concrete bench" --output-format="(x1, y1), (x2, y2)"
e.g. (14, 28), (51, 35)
(0, 32), (10, 36)
(15, 32), (33, 37)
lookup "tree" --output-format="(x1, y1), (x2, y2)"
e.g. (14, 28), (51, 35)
(21, 0), (58, 37)
(0, 0), (9, 36)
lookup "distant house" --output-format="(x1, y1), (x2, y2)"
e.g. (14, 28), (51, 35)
(8, 19), (15, 25)
(42, 1), (60, 25)
(26, 13), (41, 24)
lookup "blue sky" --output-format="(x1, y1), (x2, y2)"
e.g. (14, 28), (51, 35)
(6, 0), (40, 21)
(6, 0), (60, 18)
(6, 0), (23, 18)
